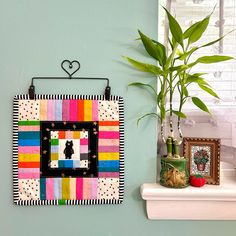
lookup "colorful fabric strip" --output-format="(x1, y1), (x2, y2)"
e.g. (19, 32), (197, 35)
(98, 172), (120, 178)
(47, 100), (55, 120)
(18, 162), (40, 168)
(99, 139), (119, 146)
(98, 166), (119, 172)
(40, 100), (47, 120)
(99, 121), (119, 126)
(70, 100), (78, 121)
(18, 154), (40, 162)
(40, 178), (46, 200)
(55, 100), (62, 121)
(18, 126), (40, 131)
(54, 178), (62, 199)
(62, 178), (70, 200)
(18, 121), (40, 126)
(18, 172), (40, 179)
(46, 178), (54, 200)
(99, 131), (120, 139)
(98, 146), (119, 152)
(18, 132), (40, 140)
(99, 152), (119, 160)
(99, 160), (119, 167)
(18, 146), (40, 154)
(62, 100), (70, 120)
(76, 178), (83, 200)
(18, 139), (40, 146)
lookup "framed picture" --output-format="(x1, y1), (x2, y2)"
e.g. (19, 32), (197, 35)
(183, 137), (220, 185)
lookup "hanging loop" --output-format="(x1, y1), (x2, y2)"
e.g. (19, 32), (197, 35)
(29, 59), (111, 100)
(61, 60), (80, 79)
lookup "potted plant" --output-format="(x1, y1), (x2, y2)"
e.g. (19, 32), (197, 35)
(124, 7), (233, 188)
(194, 149), (209, 171)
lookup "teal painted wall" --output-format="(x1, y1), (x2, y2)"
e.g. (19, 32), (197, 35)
(0, 0), (235, 235)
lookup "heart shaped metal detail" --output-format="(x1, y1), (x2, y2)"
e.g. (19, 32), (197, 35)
(61, 60), (80, 78)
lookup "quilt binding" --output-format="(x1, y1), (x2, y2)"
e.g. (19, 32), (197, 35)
(13, 94), (124, 205)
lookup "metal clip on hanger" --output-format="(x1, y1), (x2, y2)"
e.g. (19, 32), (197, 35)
(28, 59), (111, 100)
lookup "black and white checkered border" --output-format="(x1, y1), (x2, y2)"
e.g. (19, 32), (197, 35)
(13, 94), (124, 206)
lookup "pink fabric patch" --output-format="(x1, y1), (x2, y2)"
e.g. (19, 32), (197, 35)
(18, 172), (40, 179)
(80, 138), (88, 145)
(99, 139), (119, 146)
(18, 168), (39, 173)
(76, 178), (83, 200)
(99, 131), (119, 139)
(18, 126), (40, 131)
(46, 178), (54, 200)
(62, 100), (70, 120)
(80, 145), (88, 153)
(98, 146), (119, 152)
(47, 100), (55, 120)
(18, 146), (40, 154)
(65, 131), (73, 139)
(70, 100), (77, 121)
(98, 172), (120, 178)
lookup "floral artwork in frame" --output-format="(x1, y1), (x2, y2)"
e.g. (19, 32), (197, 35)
(183, 137), (220, 185)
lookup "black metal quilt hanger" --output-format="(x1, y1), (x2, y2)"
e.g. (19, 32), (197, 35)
(28, 59), (111, 100)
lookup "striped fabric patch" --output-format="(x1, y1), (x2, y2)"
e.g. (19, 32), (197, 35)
(18, 121), (40, 179)
(13, 95), (124, 206)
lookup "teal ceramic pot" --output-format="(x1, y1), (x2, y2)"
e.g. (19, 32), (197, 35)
(160, 156), (189, 188)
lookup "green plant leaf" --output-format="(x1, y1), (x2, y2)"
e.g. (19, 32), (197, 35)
(124, 57), (162, 75)
(183, 87), (189, 97)
(198, 84), (219, 99)
(177, 47), (198, 60)
(172, 110), (187, 118)
(188, 16), (210, 44)
(138, 30), (166, 66)
(163, 7), (183, 47)
(196, 55), (234, 64)
(183, 21), (199, 39)
(199, 30), (234, 49)
(192, 97), (210, 114)
(137, 112), (160, 126)
(191, 73), (208, 77)
(185, 75), (211, 87)
(128, 82), (158, 97)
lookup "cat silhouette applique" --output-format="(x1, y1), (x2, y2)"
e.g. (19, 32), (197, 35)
(64, 140), (74, 159)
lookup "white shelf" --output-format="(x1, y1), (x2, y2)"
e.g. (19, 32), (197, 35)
(141, 174), (236, 220)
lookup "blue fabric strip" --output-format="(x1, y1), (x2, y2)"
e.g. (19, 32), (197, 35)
(98, 160), (119, 167)
(18, 132), (40, 139)
(55, 100), (62, 121)
(98, 166), (119, 172)
(58, 160), (73, 168)
(40, 178), (46, 200)
(18, 139), (40, 146)
(54, 178), (62, 199)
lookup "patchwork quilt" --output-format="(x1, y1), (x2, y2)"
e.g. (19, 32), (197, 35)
(13, 95), (124, 205)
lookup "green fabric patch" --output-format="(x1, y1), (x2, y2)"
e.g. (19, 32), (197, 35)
(18, 121), (40, 126)
(58, 199), (66, 205)
(51, 139), (59, 145)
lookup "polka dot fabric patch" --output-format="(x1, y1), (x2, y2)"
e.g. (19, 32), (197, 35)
(13, 95), (124, 205)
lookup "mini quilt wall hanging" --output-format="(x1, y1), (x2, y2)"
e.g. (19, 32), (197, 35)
(13, 94), (124, 205)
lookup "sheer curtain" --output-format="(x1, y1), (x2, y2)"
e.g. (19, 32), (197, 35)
(158, 0), (236, 107)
